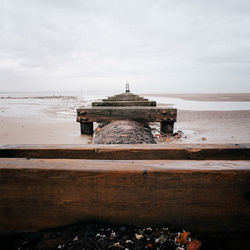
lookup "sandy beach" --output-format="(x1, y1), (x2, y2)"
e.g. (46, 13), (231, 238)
(0, 93), (249, 144)
(0, 116), (91, 144)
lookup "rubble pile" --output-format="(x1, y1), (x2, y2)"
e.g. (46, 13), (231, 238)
(154, 130), (184, 143)
(2, 223), (202, 250)
(93, 120), (156, 144)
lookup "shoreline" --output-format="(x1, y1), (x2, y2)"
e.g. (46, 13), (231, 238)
(143, 93), (250, 102)
(1, 92), (250, 102)
(1, 109), (249, 144)
(0, 92), (249, 144)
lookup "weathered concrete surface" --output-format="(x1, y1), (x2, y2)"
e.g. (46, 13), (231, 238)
(93, 120), (156, 144)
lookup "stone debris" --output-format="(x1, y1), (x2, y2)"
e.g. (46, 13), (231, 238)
(4, 223), (202, 250)
(93, 121), (185, 144)
(187, 239), (202, 250)
(180, 231), (191, 245)
(93, 120), (156, 144)
(135, 234), (144, 240)
(154, 129), (184, 143)
(73, 236), (78, 241)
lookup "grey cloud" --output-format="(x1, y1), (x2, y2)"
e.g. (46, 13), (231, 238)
(0, 0), (250, 93)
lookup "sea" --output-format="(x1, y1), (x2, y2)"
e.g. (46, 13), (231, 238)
(0, 91), (250, 121)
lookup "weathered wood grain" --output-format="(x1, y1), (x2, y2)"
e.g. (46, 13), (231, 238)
(0, 158), (249, 236)
(80, 122), (93, 135)
(104, 93), (147, 101)
(160, 121), (174, 135)
(92, 101), (157, 106)
(0, 144), (249, 160)
(77, 107), (177, 123)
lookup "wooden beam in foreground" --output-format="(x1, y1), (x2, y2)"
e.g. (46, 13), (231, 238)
(0, 144), (249, 160)
(0, 158), (249, 236)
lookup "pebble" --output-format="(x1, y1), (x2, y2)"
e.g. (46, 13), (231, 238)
(188, 239), (202, 250)
(147, 243), (153, 248)
(120, 226), (127, 232)
(73, 236), (78, 241)
(125, 240), (133, 244)
(8, 223), (202, 250)
(135, 233), (144, 240)
(113, 242), (124, 248)
(109, 230), (117, 240)
(93, 120), (156, 144)
(156, 234), (167, 243)
(180, 231), (190, 244)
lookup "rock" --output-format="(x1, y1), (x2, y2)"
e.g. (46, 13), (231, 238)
(135, 233), (144, 240)
(36, 237), (65, 250)
(156, 234), (167, 244)
(188, 239), (202, 250)
(113, 242), (124, 248)
(125, 239), (134, 248)
(120, 226), (127, 232)
(1, 223), (202, 250)
(109, 230), (116, 240)
(144, 227), (153, 237)
(154, 228), (162, 238)
(147, 242), (153, 248)
(180, 231), (190, 244)
(73, 236), (78, 241)
(175, 235), (182, 244)
(93, 120), (156, 144)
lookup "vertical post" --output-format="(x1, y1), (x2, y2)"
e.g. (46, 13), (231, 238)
(126, 82), (130, 92)
(80, 122), (93, 135)
(160, 121), (174, 135)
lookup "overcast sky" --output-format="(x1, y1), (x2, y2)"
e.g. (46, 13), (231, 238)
(0, 0), (250, 94)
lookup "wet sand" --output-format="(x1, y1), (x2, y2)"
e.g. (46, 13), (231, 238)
(0, 110), (249, 144)
(173, 110), (250, 144)
(0, 117), (91, 144)
(0, 93), (249, 144)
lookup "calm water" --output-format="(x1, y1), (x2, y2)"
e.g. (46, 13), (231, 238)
(145, 96), (250, 111)
(0, 92), (250, 120)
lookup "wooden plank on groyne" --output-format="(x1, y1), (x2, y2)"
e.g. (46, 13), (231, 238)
(0, 158), (249, 235)
(0, 144), (250, 160)
(92, 100), (157, 106)
(77, 107), (177, 123)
